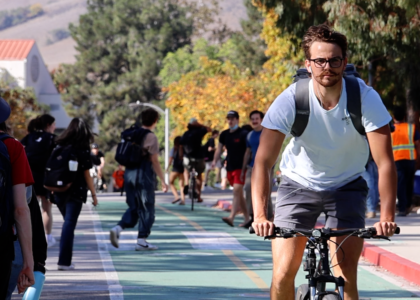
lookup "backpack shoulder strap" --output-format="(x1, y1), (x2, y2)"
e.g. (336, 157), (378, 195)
(344, 76), (365, 136)
(291, 78), (311, 137)
(0, 133), (11, 142)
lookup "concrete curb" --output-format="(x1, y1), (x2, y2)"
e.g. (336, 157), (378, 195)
(362, 242), (420, 286)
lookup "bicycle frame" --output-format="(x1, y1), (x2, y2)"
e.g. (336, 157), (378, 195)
(304, 237), (344, 300)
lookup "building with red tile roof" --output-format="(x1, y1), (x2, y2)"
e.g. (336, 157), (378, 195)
(0, 39), (71, 129)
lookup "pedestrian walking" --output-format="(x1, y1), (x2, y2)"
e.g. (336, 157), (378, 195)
(203, 130), (220, 189)
(166, 136), (185, 204)
(241, 110), (273, 228)
(48, 118), (98, 270)
(21, 114), (56, 247)
(391, 106), (420, 216)
(251, 25), (397, 299)
(212, 110), (249, 227)
(0, 97), (35, 297)
(180, 118), (211, 202)
(110, 108), (168, 251)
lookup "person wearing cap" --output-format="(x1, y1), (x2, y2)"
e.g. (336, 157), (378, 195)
(0, 97), (35, 296)
(180, 118), (211, 202)
(212, 110), (250, 227)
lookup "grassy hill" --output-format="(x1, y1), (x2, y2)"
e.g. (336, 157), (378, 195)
(0, 0), (246, 70)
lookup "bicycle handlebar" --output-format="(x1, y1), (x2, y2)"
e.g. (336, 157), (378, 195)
(249, 226), (400, 239)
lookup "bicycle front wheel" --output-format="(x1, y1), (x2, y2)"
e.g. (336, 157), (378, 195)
(321, 294), (340, 300)
(295, 284), (309, 300)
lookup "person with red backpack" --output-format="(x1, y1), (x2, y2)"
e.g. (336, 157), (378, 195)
(21, 114), (56, 247)
(0, 97), (35, 297)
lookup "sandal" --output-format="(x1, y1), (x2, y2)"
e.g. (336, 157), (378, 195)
(197, 198), (203, 203)
(172, 198), (181, 204)
(222, 217), (234, 227)
(179, 201), (185, 205)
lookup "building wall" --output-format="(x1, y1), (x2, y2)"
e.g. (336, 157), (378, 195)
(0, 60), (26, 88)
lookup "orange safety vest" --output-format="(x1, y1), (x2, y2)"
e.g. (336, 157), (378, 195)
(392, 123), (417, 161)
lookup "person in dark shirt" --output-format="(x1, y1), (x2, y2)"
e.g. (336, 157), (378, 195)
(203, 130), (220, 188)
(54, 118), (98, 270)
(21, 114), (57, 247)
(212, 110), (249, 227)
(180, 118), (211, 202)
(91, 143), (106, 191)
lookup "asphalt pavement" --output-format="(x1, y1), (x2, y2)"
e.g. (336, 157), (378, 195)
(11, 189), (420, 299)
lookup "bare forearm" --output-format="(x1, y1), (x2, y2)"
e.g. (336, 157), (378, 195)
(251, 162), (271, 220)
(377, 161), (397, 222)
(242, 149), (251, 173)
(15, 207), (33, 268)
(213, 145), (222, 163)
(84, 170), (95, 194)
(152, 159), (165, 183)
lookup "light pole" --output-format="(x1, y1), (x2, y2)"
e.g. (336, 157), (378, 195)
(128, 101), (169, 183)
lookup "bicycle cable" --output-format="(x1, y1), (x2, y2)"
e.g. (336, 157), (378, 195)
(329, 230), (359, 268)
(328, 239), (345, 271)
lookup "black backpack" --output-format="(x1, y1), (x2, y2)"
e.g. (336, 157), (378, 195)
(115, 125), (151, 168)
(0, 133), (14, 238)
(23, 131), (55, 172)
(44, 145), (78, 192)
(291, 64), (364, 137)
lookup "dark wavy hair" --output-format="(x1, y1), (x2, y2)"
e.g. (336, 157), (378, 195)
(55, 118), (94, 149)
(302, 24), (348, 59)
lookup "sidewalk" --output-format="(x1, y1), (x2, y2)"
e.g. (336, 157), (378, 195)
(209, 190), (420, 287)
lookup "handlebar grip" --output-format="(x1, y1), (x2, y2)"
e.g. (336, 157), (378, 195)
(249, 227), (255, 234)
(395, 227), (400, 234)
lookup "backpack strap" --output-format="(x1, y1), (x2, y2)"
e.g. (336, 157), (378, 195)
(344, 76), (365, 136)
(0, 132), (11, 142)
(291, 78), (311, 137)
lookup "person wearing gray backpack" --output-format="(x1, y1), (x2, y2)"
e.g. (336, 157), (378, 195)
(251, 25), (398, 299)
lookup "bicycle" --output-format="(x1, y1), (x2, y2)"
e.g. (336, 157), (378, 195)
(250, 226), (400, 300)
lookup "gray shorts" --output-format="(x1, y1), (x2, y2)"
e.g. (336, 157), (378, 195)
(274, 176), (368, 230)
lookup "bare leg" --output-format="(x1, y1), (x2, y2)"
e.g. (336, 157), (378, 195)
(329, 235), (363, 300)
(41, 196), (52, 235)
(169, 172), (179, 200)
(271, 237), (307, 299)
(178, 173), (185, 203)
(196, 173), (203, 200)
(228, 184), (248, 223)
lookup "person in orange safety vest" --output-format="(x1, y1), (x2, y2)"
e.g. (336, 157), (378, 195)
(391, 106), (420, 216)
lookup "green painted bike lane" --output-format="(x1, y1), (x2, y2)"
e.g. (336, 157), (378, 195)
(96, 201), (417, 299)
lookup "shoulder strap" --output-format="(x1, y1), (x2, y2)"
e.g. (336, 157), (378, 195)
(344, 76), (365, 136)
(291, 78), (311, 137)
(0, 133), (10, 142)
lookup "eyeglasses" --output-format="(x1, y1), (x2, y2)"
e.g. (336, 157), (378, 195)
(309, 57), (344, 68)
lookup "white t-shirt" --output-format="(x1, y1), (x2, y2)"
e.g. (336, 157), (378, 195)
(262, 78), (391, 191)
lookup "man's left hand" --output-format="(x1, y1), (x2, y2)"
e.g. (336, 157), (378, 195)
(374, 221), (398, 237)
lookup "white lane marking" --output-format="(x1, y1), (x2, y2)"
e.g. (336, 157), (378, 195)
(182, 231), (249, 250)
(359, 260), (420, 297)
(88, 203), (124, 300)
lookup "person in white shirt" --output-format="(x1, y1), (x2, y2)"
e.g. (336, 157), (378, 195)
(251, 25), (398, 300)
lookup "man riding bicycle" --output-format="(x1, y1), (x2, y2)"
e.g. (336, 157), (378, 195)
(251, 25), (398, 300)
(180, 118), (211, 202)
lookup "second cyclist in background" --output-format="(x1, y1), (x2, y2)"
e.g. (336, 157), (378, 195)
(90, 143), (106, 192)
(180, 118), (211, 202)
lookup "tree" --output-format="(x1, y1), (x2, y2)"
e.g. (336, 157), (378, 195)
(55, 0), (195, 152)
(0, 82), (47, 140)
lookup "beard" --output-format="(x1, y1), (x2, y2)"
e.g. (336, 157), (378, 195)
(313, 69), (343, 88)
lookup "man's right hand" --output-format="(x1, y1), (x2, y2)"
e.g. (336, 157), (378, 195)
(162, 182), (168, 193)
(17, 265), (35, 294)
(211, 160), (216, 169)
(252, 218), (275, 237)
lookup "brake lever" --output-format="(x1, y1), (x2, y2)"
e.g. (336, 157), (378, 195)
(264, 234), (278, 240)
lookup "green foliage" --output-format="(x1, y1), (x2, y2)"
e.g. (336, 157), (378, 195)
(0, 4), (44, 31)
(55, 0), (194, 154)
(0, 81), (47, 140)
(46, 28), (70, 45)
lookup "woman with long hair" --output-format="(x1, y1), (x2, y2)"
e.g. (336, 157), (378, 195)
(21, 114), (57, 247)
(54, 118), (98, 270)
(166, 136), (185, 204)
